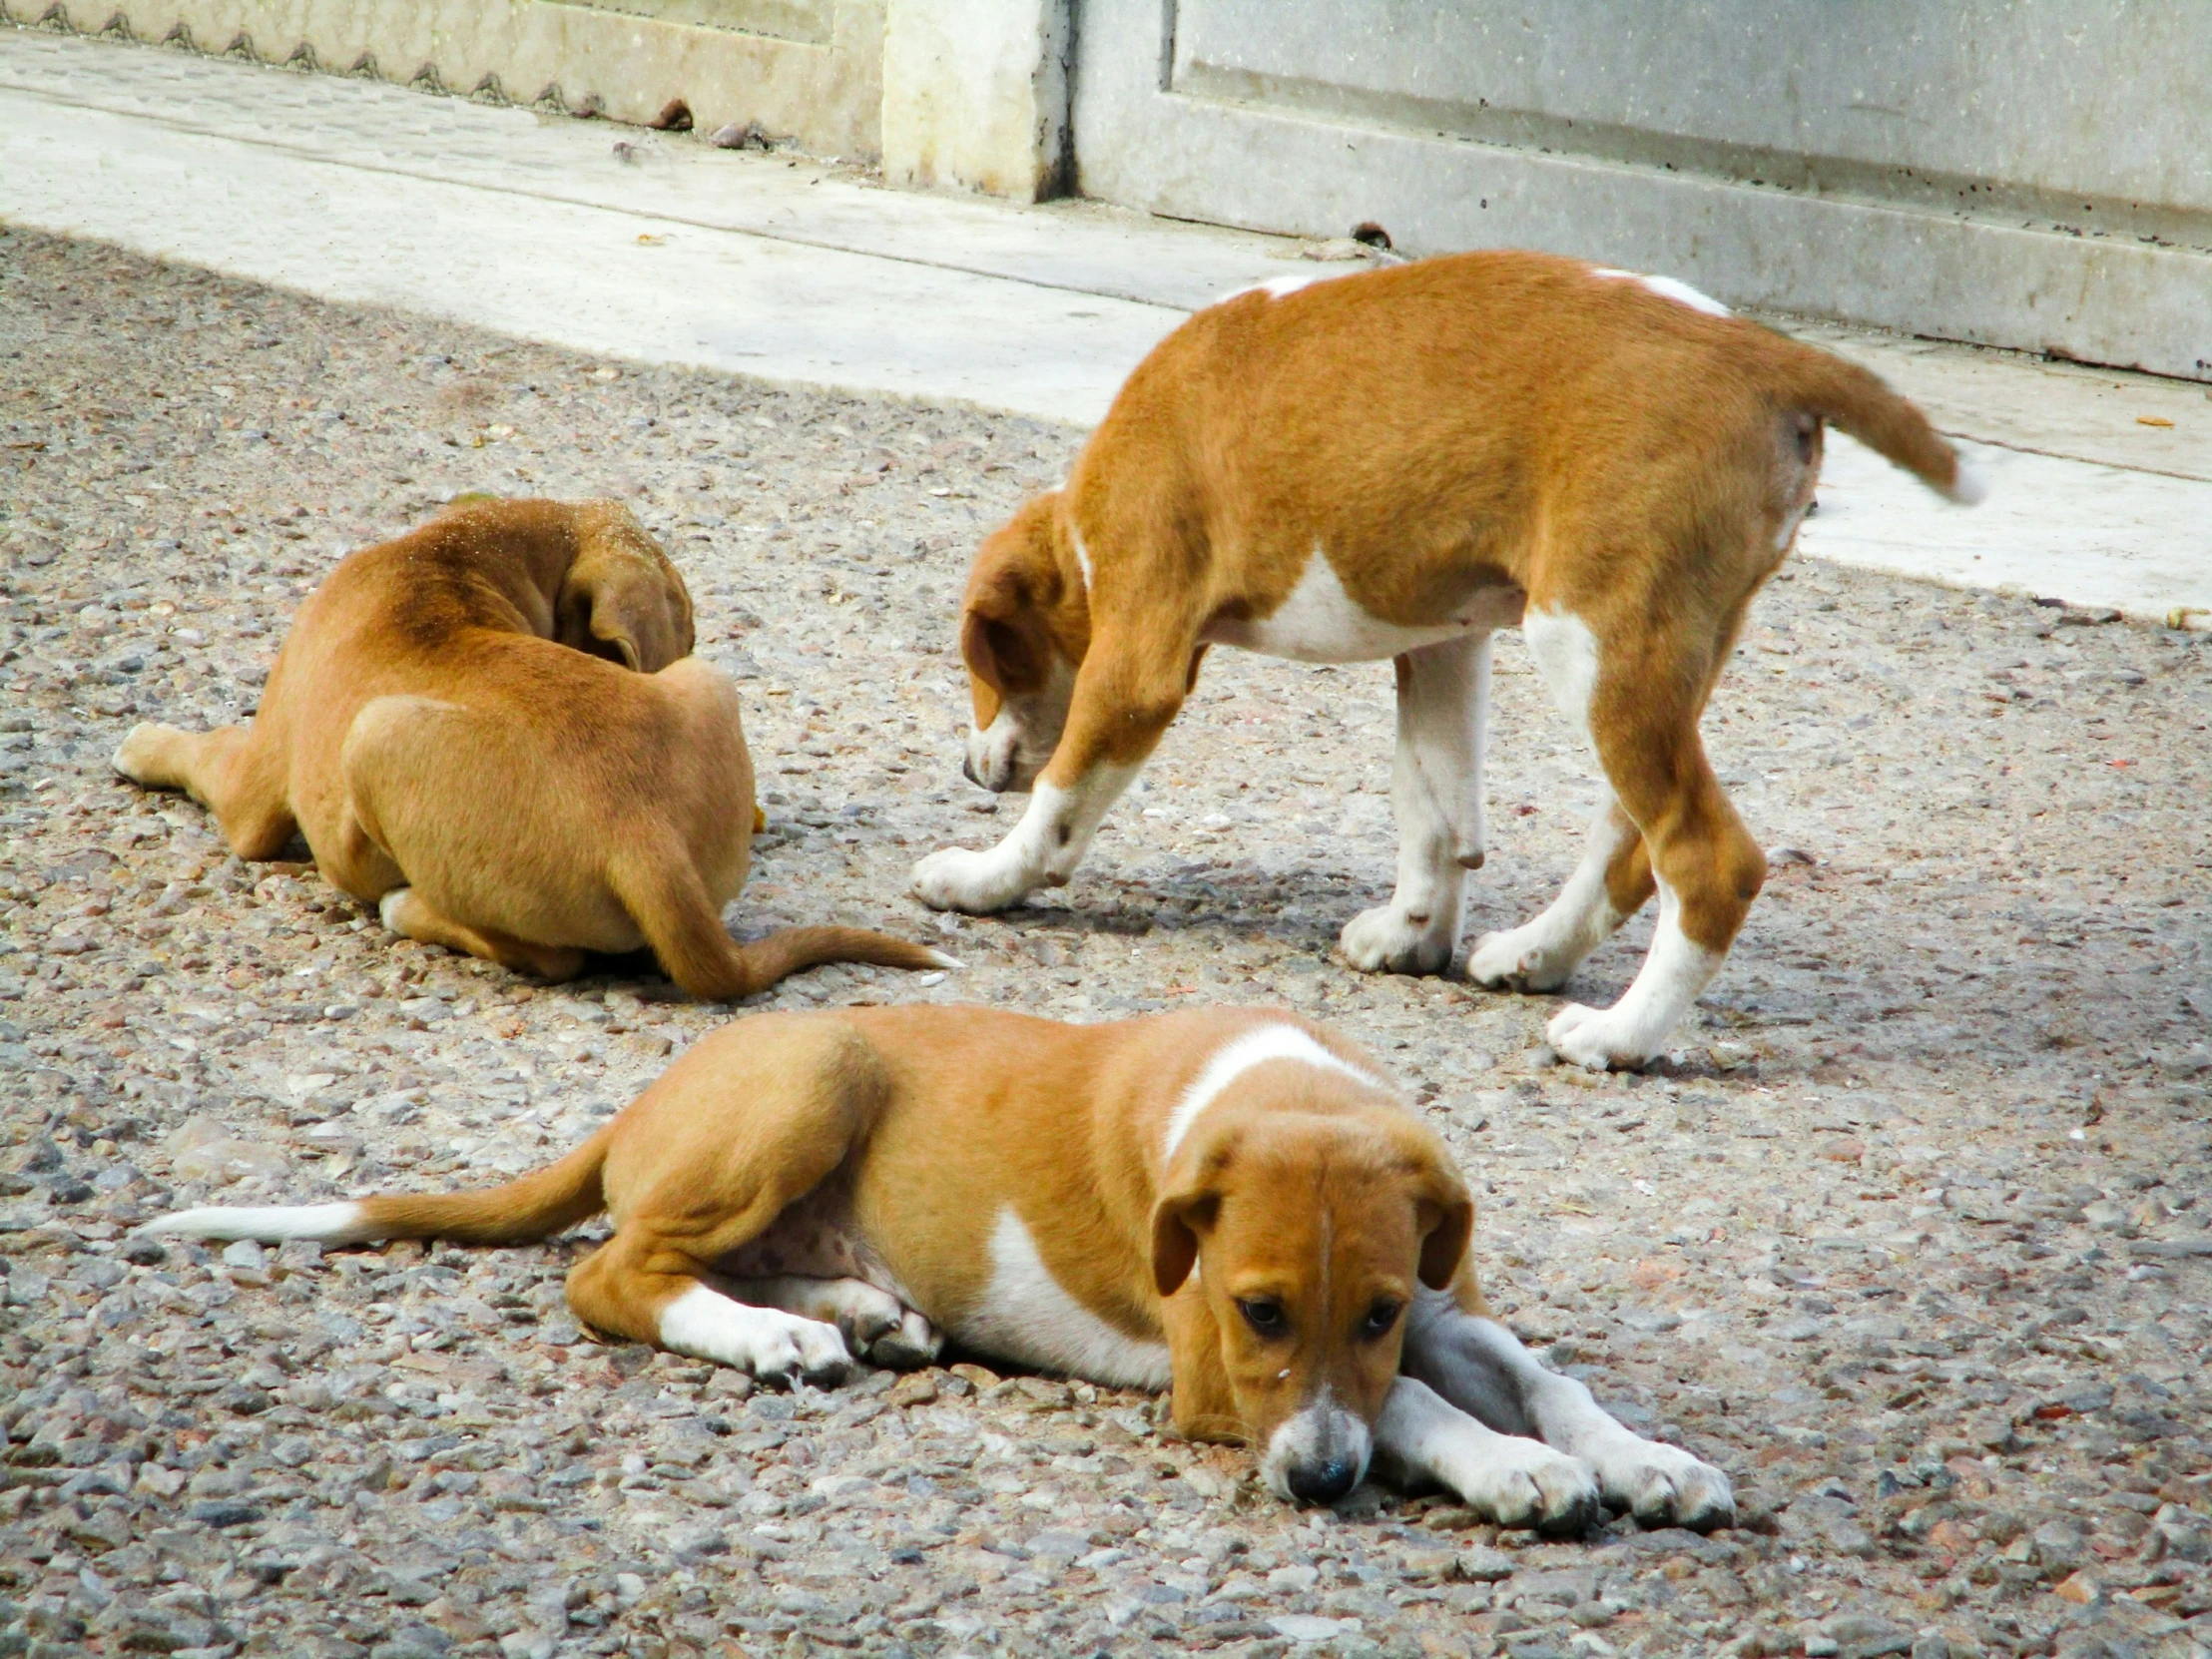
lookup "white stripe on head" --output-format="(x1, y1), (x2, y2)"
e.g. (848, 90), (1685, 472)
(139, 1202), (374, 1246)
(1162, 1024), (1386, 1161)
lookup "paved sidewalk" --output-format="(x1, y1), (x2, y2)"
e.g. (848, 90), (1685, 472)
(3, 26), (2208, 622)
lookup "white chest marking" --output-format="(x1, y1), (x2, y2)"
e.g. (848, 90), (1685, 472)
(1591, 268), (1731, 317)
(960, 1210), (1172, 1390)
(1204, 549), (1513, 665)
(1163, 1024), (1387, 1161)
(1520, 607), (1602, 758)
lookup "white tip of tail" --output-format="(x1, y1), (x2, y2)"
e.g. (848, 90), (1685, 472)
(925, 949), (966, 970)
(139, 1202), (374, 1246)
(1945, 452), (1989, 506)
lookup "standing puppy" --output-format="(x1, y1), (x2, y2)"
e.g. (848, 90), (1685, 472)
(913, 252), (1980, 1067)
(117, 498), (948, 998)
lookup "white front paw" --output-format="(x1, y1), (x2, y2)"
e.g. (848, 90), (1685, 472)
(1444, 1438), (1601, 1536)
(746, 1311), (852, 1385)
(1545, 1002), (1658, 1071)
(1589, 1438), (1735, 1532)
(1465, 924), (1575, 992)
(1341, 903), (1457, 975)
(910, 845), (1034, 913)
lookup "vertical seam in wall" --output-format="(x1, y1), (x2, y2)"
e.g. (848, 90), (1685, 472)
(1154, 0), (1176, 93)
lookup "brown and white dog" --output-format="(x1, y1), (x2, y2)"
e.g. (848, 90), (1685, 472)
(115, 497), (949, 999)
(912, 251), (1981, 1068)
(144, 1004), (1732, 1530)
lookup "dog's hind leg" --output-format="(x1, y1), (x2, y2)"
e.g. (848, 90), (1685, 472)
(113, 722), (296, 858)
(1465, 794), (1651, 992)
(1398, 1289), (1734, 1530)
(1524, 605), (1761, 1070)
(1343, 634), (1489, 975)
(1465, 605), (1660, 1002)
(378, 886), (588, 981)
(564, 1016), (885, 1385)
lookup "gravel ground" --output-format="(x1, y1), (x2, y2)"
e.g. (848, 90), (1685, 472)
(2, 226), (2210, 1659)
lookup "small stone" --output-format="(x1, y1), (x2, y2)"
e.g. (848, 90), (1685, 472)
(1456, 1546), (1515, 1582)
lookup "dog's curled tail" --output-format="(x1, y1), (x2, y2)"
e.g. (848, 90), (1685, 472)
(616, 846), (958, 1003)
(1769, 337), (1987, 506)
(140, 1130), (613, 1251)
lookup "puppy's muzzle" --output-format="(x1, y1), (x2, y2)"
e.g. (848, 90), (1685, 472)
(1265, 1399), (1373, 1506)
(962, 717), (1028, 795)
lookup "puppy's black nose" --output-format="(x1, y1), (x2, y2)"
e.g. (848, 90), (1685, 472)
(1287, 1458), (1359, 1504)
(960, 755), (979, 787)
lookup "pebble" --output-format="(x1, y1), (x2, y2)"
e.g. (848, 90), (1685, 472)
(2, 227), (2209, 1659)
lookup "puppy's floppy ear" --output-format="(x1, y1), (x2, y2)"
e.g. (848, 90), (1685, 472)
(559, 505), (694, 673)
(960, 594), (1045, 698)
(959, 494), (1065, 698)
(1150, 1188), (1221, 1299)
(1413, 1165), (1474, 1292)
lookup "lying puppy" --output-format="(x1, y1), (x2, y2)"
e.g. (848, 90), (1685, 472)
(912, 251), (1980, 1068)
(145, 1003), (1732, 1530)
(116, 497), (949, 998)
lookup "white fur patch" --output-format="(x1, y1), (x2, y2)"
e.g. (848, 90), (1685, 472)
(914, 763), (1139, 913)
(1374, 1375), (1599, 1527)
(958, 1210), (1172, 1389)
(1592, 267), (1731, 317)
(1262, 1389), (1373, 1501)
(1070, 523), (1093, 591)
(1224, 271), (1349, 303)
(1520, 607), (1601, 755)
(1204, 548), (1517, 664)
(1419, 1315), (1734, 1525)
(140, 1202), (374, 1246)
(1163, 1024), (1385, 1161)
(657, 1283), (849, 1377)
(1545, 878), (1723, 1070)
(1944, 453), (1989, 506)
(1465, 795), (1634, 992)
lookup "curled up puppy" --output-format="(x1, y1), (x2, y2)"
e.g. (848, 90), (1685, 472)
(115, 497), (951, 998)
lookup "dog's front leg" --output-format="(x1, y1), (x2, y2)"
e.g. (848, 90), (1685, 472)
(914, 635), (1185, 913)
(1342, 634), (1489, 974)
(911, 761), (1142, 913)
(1371, 1376), (1600, 1534)
(1399, 1296), (1734, 1530)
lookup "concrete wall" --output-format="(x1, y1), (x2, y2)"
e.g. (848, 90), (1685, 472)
(1072, 0), (2212, 381)
(11, 0), (888, 158)
(16, 0), (2208, 376)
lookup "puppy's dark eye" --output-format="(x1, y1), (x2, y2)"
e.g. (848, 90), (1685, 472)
(1360, 1301), (1403, 1340)
(1238, 1298), (1288, 1339)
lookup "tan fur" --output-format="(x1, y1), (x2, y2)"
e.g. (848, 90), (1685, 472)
(935, 252), (1977, 1058)
(113, 497), (942, 998)
(283, 1005), (1474, 1457)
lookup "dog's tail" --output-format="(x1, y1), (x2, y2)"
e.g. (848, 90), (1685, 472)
(616, 847), (958, 1003)
(1763, 334), (1986, 506)
(141, 1127), (614, 1250)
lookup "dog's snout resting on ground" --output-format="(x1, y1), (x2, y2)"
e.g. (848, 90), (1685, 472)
(144, 1004), (1732, 1532)
(114, 496), (950, 999)
(913, 252), (1982, 1068)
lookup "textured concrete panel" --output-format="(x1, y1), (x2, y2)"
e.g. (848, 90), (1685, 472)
(1074, 0), (2212, 381)
(11, 0), (887, 159)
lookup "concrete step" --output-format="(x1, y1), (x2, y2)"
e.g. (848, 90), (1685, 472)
(4, 27), (2206, 624)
